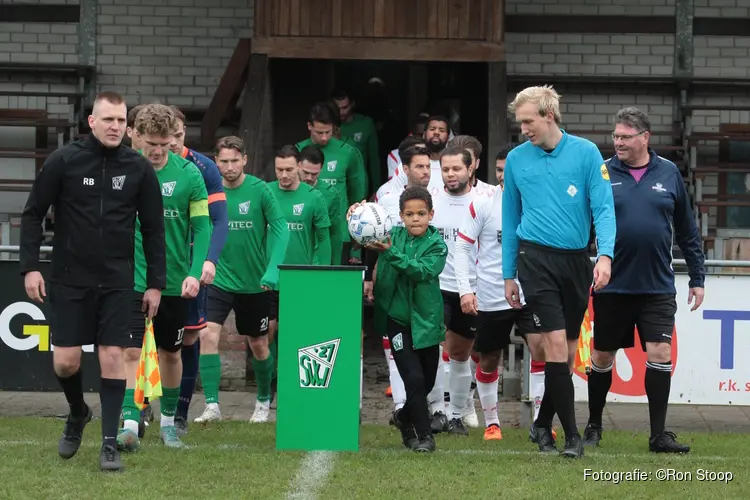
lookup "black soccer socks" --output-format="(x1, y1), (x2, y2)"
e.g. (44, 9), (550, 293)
(100, 378), (126, 448)
(546, 362), (579, 438)
(645, 361), (672, 436)
(56, 369), (86, 418)
(586, 360), (614, 427)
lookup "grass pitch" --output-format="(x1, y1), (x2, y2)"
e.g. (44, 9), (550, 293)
(0, 417), (746, 499)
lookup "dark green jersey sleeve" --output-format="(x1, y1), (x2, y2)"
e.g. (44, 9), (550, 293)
(188, 166), (211, 281)
(260, 183), (288, 290)
(346, 145), (367, 207)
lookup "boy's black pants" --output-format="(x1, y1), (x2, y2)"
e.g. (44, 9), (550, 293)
(386, 317), (439, 437)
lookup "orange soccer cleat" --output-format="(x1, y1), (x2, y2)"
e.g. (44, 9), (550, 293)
(484, 424), (503, 441)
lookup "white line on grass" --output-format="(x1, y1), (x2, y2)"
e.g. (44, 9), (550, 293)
(0, 439), (731, 461)
(284, 451), (336, 500)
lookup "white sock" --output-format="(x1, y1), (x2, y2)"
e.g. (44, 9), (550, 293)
(385, 340), (407, 410)
(448, 358), (472, 419)
(124, 419), (139, 434)
(476, 369), (500, 427)
(161, 415), (174, 427)
(530, 367), (545, 422)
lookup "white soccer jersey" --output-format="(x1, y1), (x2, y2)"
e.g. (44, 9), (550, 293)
(386, 149), (400, 179)
(376, 186), (403, 227)
(473, 178), (496, 198)
(375, 159), (443, 201)
(431, 188), (478, 293)
(454, 188), (524, 311)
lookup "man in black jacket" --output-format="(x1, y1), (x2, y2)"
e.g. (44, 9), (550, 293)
(19, 91), (166, 472)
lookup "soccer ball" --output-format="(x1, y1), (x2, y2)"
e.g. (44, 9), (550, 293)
(347, 202), (394, 246)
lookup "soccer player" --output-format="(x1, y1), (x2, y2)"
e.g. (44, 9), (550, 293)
(296, 102), (366, 264)
(194, 136), (289, 424)
(166, 106), (229, 434)
(116, 104), (211, 451)
(495, 146), (510, 189)
(447, 135), (497, 197)
(380, 116), (450, 198)
(583, 107), (704, 453)
(298, 145), (343, 265)
(375, 135), (427, 202)
(332, 89), (381, 195)
(386, 114), (429, 180)
(125, 103), (147, 150)
(502, 85), (616, 458)
(454, 157), (546, 441)
(431, 144), (482, 435)
(267, 145), (332, 349)
(364, 186), (448, 452)
(20, 92), (165, 471)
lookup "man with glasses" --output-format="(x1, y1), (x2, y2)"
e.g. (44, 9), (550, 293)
(583, 107), (705, 453)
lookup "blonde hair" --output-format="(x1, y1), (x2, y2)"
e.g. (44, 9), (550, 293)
(134, 103), (178, 137)
(508, 85), (562, 124)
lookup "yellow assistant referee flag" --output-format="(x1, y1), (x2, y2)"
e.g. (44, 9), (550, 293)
(134, 317), (162, 410)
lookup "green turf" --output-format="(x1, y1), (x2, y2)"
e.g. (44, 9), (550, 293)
(0, 417), (745, 499)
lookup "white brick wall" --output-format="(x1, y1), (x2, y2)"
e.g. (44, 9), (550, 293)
(96, 0), (254, 108)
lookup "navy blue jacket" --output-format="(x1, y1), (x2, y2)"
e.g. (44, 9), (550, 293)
(597, 150), (705, 295)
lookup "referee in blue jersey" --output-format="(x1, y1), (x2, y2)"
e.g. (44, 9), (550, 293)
(582, 107), (704, 454)
(502, 86), (616, 458)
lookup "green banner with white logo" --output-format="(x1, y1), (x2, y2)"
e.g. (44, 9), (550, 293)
(276, 265), (365, 452)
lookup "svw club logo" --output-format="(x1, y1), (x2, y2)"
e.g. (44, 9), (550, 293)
(162, 181), (176, 197)
(298, 338), (340, 388)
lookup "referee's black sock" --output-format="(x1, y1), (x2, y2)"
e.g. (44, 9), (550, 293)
(100, 378), (126, 448)
(587, 360), (614, 427)
(546, 361), (579, 439)
(56, 369), (86, 419)
(645, 361), (672, 437)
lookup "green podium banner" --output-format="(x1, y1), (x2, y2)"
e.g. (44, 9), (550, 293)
(276, 264), (365, 452)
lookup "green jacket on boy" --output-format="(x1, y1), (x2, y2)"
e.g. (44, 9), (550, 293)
(373, 225), (448, 350)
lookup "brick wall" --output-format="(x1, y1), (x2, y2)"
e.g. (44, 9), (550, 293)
(96, 0), (254, 108)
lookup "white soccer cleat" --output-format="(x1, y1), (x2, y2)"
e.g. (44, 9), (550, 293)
(462, 400), (480, 428)
(193, 403), (221, 424)
(250, 400), (271, 423)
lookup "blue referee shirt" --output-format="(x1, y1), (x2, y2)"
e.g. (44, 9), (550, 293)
(502, 131), (616, 278)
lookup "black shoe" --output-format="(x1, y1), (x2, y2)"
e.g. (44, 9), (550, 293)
(649, 431), (690, 454)
(175, 416), (188, 437)
(430, 411), (449, 434)
(413, 434), (436, 453)
(99, 444), (123, 472)
(392, 409), (419, 449)
(532, 425), (557, 454)
(58, 404), (93, 459)
(561, 433), (584, 458)
(582, 423), (602, 447)
(447, 418), (469, 436)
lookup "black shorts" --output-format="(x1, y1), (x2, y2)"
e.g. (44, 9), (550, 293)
(516, 240), (593, 340)
(442, 290), (479, 339)
(48, 284), (133, 348)
(269, 291), (279, 321)
(185, 285), (208, 331)
(129, 294), (187, 353)
(592, 293), (677, 352)
(473, 307), (537, 354)
(206, 285), (270, 337)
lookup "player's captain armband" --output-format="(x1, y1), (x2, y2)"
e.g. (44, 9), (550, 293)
(600, 164), (610, 181)
(189, 199), (209, 218)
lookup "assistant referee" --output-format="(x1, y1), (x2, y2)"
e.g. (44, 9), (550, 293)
(502, 85), (616, 458)
(20, 91), (166, 472)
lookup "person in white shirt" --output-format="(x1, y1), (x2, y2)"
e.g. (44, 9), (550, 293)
(378, 116), (452, 201)
(370, 145), (432, 420)
(386, 114), (429, 180)
(376, 136), (426, 202)
(453, 144), (551, 442)
(447, 135), (496, 197)
(429, 144), (483, 435)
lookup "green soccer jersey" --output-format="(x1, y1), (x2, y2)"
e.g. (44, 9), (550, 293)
(134, 151), (210, 296)
(213, 174), (288, 294)
(339, 113), (381, 194)
(295, 137), (366, 243)
(313, 181), (343, 265)
(268, 181), (331, 266)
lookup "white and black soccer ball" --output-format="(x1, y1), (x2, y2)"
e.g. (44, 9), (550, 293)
(347, 202), (394, 246)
